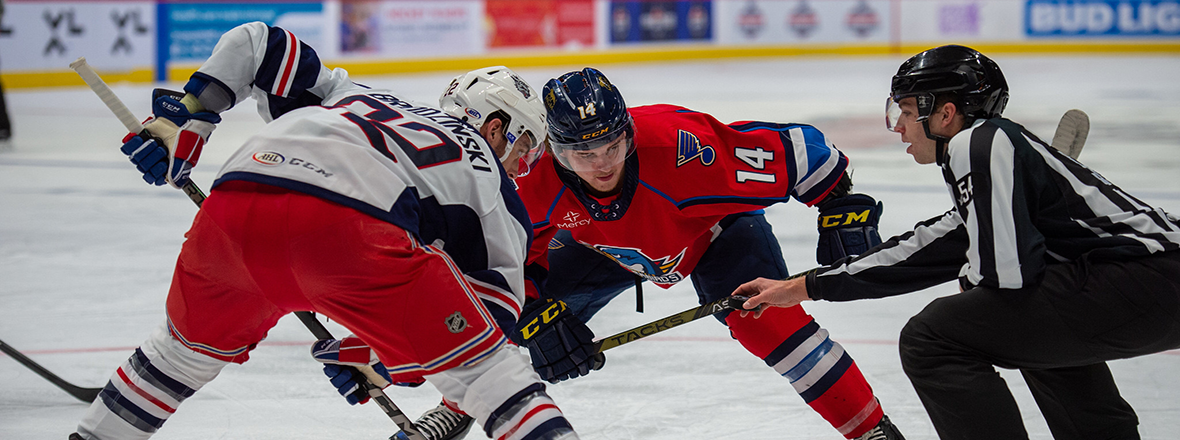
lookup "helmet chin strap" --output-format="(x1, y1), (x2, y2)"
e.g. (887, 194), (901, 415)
(921, 120), (953, 165)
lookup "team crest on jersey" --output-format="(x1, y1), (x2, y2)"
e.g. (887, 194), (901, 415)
(593, 245), (685, 284)
(676, 130), (715, 167)
(252, 151), (285, 166)
(445, 312), (467, 334)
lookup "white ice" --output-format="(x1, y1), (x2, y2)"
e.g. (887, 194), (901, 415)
(2, 54), (1179, 440)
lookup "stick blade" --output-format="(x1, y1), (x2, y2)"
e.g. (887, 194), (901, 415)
(1051, 109), (1090, 160)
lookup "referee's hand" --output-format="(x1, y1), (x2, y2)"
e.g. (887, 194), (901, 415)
(731, 277), (811, 319)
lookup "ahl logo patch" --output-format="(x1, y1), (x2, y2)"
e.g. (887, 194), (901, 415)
(252, 151), (285, 166)
(676, 130), (715, 167)
(445, 312), (467, 334)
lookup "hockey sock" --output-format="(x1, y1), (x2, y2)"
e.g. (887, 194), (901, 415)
(77, 323), (229, 440)
(426, 346), (577, 440)
(727, 308), (883, 439)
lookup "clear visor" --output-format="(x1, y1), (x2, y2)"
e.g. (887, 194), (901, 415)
(516, 133), (547, 176)
(552, 122), (635, 173)
(885, 97), (902, 131)
(886, 94), (936, 132)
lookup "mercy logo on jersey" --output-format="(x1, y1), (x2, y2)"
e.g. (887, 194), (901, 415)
(556, 211), (591, 228)
(594, 245), (685, 284)
(252, 151), (285, 165)
(676, 129), (716, 167)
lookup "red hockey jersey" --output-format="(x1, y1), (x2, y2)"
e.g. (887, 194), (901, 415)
(516, 104), (849, 289)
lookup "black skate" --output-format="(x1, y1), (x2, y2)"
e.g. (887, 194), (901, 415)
(854, 415), (905, 440)
(391, 401), (474, 440)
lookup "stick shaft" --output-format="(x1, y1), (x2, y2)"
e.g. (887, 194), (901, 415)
(0, 338), (102, 403)
(70, 57), (208, 206)
(592, 269), (814, 353)
(69, 57), (142, 133)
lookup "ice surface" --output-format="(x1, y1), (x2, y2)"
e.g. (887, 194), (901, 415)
(2, 54), (1178, 439)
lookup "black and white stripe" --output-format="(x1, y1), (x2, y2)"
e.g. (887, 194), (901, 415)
(812, 117), (1180, 299)
(948, 118), (1180, 289)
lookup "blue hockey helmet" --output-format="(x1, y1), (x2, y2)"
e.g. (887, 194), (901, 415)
(543, 68), (636, 172)
(887, 45), (1008, 131)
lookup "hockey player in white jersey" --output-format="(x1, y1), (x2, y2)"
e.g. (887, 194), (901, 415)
(71, 22), (575, 440)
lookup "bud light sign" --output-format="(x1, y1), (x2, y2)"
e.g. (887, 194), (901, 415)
(1026, 0), (1180, 35)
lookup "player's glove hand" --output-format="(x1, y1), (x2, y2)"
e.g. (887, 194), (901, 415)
(312, 338), (408, 405)
(511, 298), (605, 384)
(816, 193), (883, 265)
(122, 89), (219, 188)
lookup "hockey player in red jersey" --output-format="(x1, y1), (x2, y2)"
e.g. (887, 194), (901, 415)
(70, 22), (577, 440)
(504, 68), (904, 439)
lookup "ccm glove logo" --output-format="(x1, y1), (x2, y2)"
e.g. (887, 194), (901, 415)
(819, 209), (873, 228)
(518, 300), (567, 341)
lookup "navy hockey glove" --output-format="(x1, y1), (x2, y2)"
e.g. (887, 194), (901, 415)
(121, 89), (219, 188)
(311, 338), (418, 405)
(816, 193), (883, 265)
(511, 298), (605, 383)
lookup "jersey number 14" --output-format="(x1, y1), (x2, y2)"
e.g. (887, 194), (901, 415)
(734, 147), (776, 183)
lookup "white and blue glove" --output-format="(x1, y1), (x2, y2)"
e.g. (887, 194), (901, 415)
(312, 338), (420, 406)
(121, 89), (219, 188)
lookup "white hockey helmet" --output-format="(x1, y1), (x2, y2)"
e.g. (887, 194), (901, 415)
(439, 66), (547, 175)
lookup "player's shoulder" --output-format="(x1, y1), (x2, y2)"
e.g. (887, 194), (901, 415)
(629, 104), (716, 124)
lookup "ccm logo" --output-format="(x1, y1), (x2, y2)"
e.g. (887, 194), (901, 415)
(518, 301), (566, 340)
(818, 210), (871, 228)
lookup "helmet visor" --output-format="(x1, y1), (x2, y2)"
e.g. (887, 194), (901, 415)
(885, 97), (902, 131)
(552, 121), (635, 172)
(509, 131), (547, 177)
(885, 94), (935, 132)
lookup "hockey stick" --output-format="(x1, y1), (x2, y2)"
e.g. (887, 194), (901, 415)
(593, 270), (809, 353)
(0, 338), (102, 403)
(69, 57), (427, 440)
(68, 57), (208, 206)
(1050, 109), (1089, 160)
(295, 313), (427, 440)
(593, 295), (750, 352)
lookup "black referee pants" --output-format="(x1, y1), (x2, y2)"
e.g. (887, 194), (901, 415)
(899, 250), (1180, 440)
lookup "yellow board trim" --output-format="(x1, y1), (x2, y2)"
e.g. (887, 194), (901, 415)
(7, 41), (1180, 89)
(172, 41), (1180, 80)
(3, 68), (155, 90)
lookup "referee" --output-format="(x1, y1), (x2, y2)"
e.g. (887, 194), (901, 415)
(733, 45), (1180, 439)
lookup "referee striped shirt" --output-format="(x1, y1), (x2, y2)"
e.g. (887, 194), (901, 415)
(810, 117), (1180, 301)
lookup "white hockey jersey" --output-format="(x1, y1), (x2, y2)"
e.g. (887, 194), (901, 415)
(190, 22), (530, 328)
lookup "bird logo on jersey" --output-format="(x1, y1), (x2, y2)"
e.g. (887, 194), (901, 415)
(676, 130), (716, 167)
(593, 245), (685, 284)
